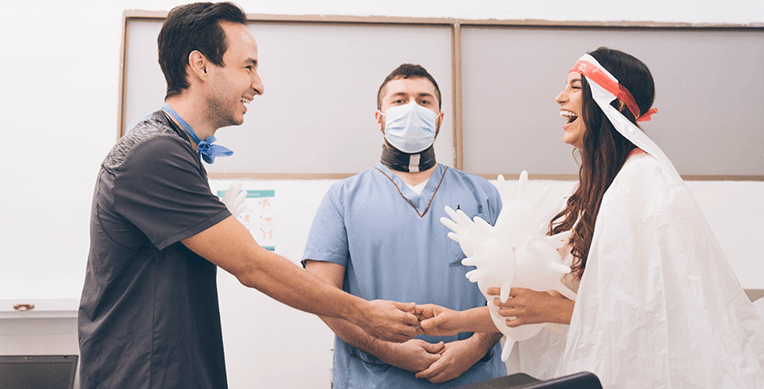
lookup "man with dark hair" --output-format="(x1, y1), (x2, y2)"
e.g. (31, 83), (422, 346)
(158, 2), (249, 99)
(78, 3), (418, 389)
(376, 63), (442, 111)
(303, 63), (507, 388)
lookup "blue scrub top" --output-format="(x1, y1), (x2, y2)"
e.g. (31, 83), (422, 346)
(303, 163), (506, 388)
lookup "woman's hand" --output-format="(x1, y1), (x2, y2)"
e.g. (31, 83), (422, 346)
(417, 305), (499, 335)
(486, 287), (574, 326)
(415, 304), (464, 337)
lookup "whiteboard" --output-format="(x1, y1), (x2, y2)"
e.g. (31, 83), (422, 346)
(460, 26), (764, 177)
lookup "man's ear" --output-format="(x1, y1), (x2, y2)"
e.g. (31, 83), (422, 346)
(375, 110), (385, 134)
(434, 111), (444, 138)
(187, 50), (208, 81)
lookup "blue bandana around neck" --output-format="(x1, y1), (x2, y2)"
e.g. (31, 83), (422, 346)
(162, 103), (233, 164)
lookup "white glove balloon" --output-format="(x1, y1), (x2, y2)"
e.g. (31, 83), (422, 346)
(221, 182), (247, 218)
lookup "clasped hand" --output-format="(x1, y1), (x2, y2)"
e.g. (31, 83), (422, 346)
(361, 289), (571, 383)
(411, 287), (572, 336)
(380, 305), (496, 384)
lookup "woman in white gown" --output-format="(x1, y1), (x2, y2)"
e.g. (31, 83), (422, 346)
(419, 47), (764, 388)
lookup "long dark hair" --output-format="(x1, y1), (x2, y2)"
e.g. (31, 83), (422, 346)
(550, 47), (656, 279)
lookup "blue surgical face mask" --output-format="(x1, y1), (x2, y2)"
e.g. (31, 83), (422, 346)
(380, 101), (439, 154)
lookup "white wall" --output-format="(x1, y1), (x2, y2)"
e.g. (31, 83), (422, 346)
(1, 1), (762, 389)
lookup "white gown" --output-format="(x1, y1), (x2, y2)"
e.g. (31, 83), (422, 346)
(510, 152), (764, 388)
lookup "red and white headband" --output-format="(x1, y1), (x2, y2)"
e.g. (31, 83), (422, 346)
(569, 53), (679, 180)
(569, 55), (657, 122)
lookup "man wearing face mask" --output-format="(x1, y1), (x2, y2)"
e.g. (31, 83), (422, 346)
(302, 64), (506, 388)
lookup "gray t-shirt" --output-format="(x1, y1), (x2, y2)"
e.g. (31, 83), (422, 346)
(78, 111), (231, 389)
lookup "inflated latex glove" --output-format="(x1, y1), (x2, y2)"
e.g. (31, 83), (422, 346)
(513, 233), (574, 300)
(221, 182), (247, 218)
(441, 205), (492, 257)
(493, 172), (551, 247)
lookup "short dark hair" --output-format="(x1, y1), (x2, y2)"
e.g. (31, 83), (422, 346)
(158, 2), (248, 99)
(377, 64), (442, 110)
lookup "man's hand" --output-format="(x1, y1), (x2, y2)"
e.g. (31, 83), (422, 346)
(415, 337), (493, 384)
(353, 300), (419, 343)
(377, 339), (445, 373)
(487, 287), (573, 326)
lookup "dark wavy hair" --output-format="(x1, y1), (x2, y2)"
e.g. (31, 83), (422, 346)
(550, 47), (656, 279)
(377, 63), (442, 110)
(158, 2), (247, 99)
